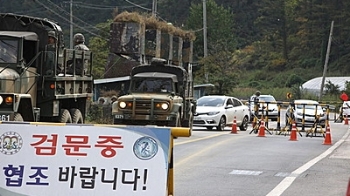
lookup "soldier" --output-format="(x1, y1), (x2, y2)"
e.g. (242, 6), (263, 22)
(67, 33), (89, 75)
(46, 31), (57, 49)
(73, 33), (89, 51)
(46, 31), (58, 74)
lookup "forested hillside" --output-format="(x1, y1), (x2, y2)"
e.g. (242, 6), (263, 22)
(1, 0), (350, 96)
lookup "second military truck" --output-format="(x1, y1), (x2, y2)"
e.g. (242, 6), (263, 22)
(112, 58), (195, 129)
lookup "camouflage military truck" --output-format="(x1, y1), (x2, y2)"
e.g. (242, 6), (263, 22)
(112, 58), (195, 129)
(0, 13), (93, 123)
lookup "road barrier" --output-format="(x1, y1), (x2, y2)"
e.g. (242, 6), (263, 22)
(243, 99), (341, 137)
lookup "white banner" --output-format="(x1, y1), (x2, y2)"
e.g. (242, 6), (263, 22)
(0, 124), (171, 196)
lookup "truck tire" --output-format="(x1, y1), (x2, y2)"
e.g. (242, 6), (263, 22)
(70, 109), (83, 124)
(182, 113), (193, 130)
(14, 113), (24, 122)
(168, 112), (181, 127)
(59, 109), (72, 123)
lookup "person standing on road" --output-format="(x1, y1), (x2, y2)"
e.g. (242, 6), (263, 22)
(251, 91), (261, 127)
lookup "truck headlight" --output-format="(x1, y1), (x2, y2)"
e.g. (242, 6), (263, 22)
(119, 101), (127, 108)
(155, 102), (169, 110)
(161, 103), (169, 110)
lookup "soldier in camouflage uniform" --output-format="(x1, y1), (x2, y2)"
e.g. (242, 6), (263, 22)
(73, 33), (89, 51)
(45, 31), (57, 74)
(67, 33), (89, 75)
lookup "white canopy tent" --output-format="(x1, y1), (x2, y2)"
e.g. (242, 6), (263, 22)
(301, 76), (350, 95)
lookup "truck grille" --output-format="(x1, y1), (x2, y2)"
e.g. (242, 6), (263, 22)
(119, 99), (169, 114)
(135, 100), (152, 110)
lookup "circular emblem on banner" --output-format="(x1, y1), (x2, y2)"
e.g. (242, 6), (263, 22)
(0, 131), (23, 155)
(133, 136), (158, 160)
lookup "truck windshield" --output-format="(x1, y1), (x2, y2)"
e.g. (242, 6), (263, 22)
(0, 40), (18, 63)
(132, 78), (173, 93)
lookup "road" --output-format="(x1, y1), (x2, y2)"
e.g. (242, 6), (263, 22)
(173, 119), (350, 196)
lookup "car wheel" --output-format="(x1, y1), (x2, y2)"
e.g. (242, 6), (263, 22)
(216, 116), (226, 131)
(206, 127), (213, 131)
(239, 116), (249, 131)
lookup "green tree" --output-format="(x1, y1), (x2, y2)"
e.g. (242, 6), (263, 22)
(88, 20), (111, 79)
(324, 80), (340, 99)
(185, 0), (237, 94)
(185, 0), (236, 59)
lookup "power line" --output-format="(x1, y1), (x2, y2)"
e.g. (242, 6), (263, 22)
(46, 0), (101, 33)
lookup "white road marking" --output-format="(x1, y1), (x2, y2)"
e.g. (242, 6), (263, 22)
(266, 128), (350, 196)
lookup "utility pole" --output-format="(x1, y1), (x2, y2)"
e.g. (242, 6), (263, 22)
(203, 0), (208, 83)
(70, 0), (73, 49)
(319, 21), (334, 101)
(152, 0), (157, 17)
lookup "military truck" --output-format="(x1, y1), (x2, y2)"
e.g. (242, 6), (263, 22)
(0, 13), (93, 123)
(112, 58), (195, 129)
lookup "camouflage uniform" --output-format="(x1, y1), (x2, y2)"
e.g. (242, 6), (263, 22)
(45, 31), (57, 74)
(68, 33), (89, 75)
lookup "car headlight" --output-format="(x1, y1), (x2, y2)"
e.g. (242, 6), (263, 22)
(208, 111), (220, 116)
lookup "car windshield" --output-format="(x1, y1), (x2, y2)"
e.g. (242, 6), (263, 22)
(197, 97), (225, 107)
(259, 96), (276, 102)
(296, 104), (322, 111)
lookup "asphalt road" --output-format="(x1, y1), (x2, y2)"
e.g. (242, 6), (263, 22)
(173, 119), (350, 196)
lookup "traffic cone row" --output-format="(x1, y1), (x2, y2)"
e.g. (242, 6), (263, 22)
(231, 116), (238, 134)
(289, 123), (298, 141)
(323, 123), (332, 145)
(258, 117), (266, 137)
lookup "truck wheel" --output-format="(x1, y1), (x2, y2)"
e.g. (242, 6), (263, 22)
(14, 113), (24, 122)
(175, 112), (181, 127)
(168, 112), (181, 127)
(182, 113), (193, 128)
(59, 109), (72, 123)
(70, 109), (83, 124)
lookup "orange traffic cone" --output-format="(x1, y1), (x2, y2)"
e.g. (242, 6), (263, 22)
(345, 115), (349, 125)
(346, 178), (350, 196)
(231, 116), (238, 134)
(323, 124), (332, 145)
(289, 123), (298, 141)
(257, 117), (266, 137)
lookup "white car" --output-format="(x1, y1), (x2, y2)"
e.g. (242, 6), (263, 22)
(193, 95), (250, 131)
(341, 101), (350, 117)
(285, 99), (326, 128)
(249, 94), (278, 121)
